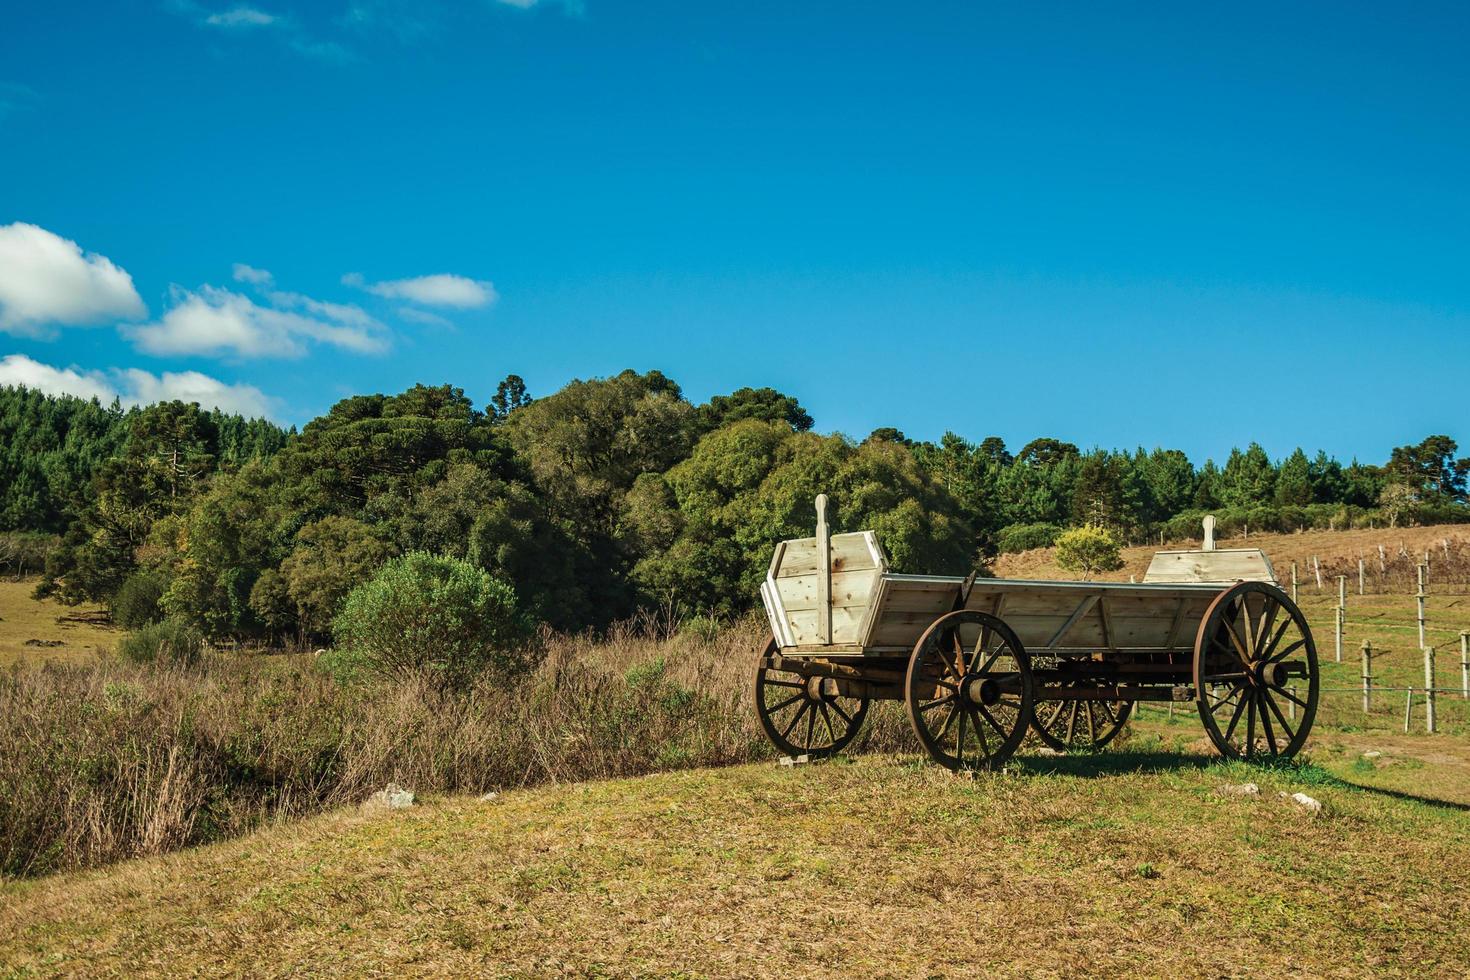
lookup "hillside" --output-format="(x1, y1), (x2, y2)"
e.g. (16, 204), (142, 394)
(993, 522), (1470, 586)
(4, 737), (1470, 977)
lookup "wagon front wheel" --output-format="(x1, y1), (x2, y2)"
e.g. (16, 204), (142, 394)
(754, 637), (869, 759)
(905, 610), (1034, 771)
(1193, 581), (1319, 760)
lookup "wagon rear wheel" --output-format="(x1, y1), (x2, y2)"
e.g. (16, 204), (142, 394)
(905, 610), (1034, 771)
(1193, 582), (1319, 760)
(1032, 686), (1132, 752)
(754, 636), (869, 759)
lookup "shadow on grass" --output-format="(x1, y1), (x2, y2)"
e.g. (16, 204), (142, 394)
(1005, 747), (1470, 812)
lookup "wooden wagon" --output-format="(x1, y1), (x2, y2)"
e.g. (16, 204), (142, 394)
(755, 498), (1320, 769)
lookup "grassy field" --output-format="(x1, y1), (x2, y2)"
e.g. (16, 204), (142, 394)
(0, 579), (117, 665)
(4, 528), (1470, 976)
(3, 732), (1469, 977)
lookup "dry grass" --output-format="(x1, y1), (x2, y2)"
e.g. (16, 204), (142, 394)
(0, 578), (118, 665)
(3, 741), (1469, 978)
(994, 522), (1470, 589)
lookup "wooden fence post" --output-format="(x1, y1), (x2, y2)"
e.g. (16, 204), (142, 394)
(1334, 607), (1343, 663)
(1404, 687), (1413, 733)
(1461, 631), (1469, 701)
(1424, 646), (1437, 734)
(1358, 558), (1365, 595)
(1416, 564), (1427, 651)
(815, 494), (832, 645)
(1290, 562), (1298, 603)
(1378, 544), (1387, 574)
(1361, 639), (1372, 713)
(1313, 555), (1323, 590)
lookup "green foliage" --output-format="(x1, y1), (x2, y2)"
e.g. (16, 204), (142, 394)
(1275, 448), (1313, 506)
(331, 552), (530, 685)
(1053, 524), (1125, 580)
(112, 570), (168, 629)
(117, 618), (204, 667)
(280, 517), (394, 639)
(996, 522), (1062, 554)
(692, 386), (813, 435)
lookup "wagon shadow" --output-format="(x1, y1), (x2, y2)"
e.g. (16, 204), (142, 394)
(1010, 749), (1214, 778)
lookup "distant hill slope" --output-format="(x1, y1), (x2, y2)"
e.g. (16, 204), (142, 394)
(4, 746), (1469, 976)
(994, 522), (1470, 588)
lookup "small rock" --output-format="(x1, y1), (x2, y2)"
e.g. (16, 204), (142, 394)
(23, 639), (64, 648)
(1362, 750), (1381, 759)
(1281, 791), (1322, 815)
(779, 754), (810, 767)
(479, 791), (500, 802)
(1034, 747), (1062, 758)
(1216, 782), (1260, 797)
(366, 782), (415, 809)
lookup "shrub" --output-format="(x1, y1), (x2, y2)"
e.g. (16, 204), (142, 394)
(331, 552), (530, 686)
(1054, 524), (1125, 580)
(118, 618), (204, 666)
(996, 522), (1062, 554)
(112, 570), (168, 629)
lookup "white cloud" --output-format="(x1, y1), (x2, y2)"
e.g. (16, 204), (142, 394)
(396, 306), (453, 328)
(232, 262), (274, 286)
(0, 354), (114, 402)
(0, 354), (274, 418)
(205, 5), (277, 27)
(343, 272), (498, 309)
(0, 223), (146, 336)
(128, 285), (387, 359)
(494, 0), (584, 10)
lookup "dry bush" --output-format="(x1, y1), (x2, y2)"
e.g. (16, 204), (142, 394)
(0, 615), (917, 878)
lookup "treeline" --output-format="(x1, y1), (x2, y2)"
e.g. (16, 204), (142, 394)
(6, 373), (1468, 642)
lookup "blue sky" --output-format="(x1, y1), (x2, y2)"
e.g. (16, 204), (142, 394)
(1, 1), (1466, 464)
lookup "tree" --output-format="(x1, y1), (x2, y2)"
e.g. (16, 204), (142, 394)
(1141, 448), (1195, 520)
(279, 516), (394, 638)
(1385, 435), (1469, 502)
(1192, 459), (1222, 510)
(1053, 524), (1125, 581)
(1274, 448), (1313, 506)
(692, 386), (813, 435)
(1016, 438), (1080, 468)
(1219, 443), (1276, 507)
(490, 374), (531, 421)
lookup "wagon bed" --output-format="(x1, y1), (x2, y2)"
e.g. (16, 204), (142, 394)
(754, 497), (1318, 769)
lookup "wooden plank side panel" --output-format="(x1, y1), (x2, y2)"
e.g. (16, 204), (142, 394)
(784, 605), (870, 646)
(1142, 549), (1278, 585)
(774, 532), (885, 578)
(775, 568), (887, 612)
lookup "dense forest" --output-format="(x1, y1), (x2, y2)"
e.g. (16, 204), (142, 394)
(2, 374), (1467, 642)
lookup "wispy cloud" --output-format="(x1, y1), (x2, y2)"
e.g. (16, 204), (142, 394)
(396, 306), (454, 328)
(232, 262), (274, 286)
(0, 223), (146, 337)
(169, 1), (354, 63)
(128, 281), (388, 360)
(204, 5), (277, 27)
(0, 353), (276, 419)
(343, 272), (498, 309)
(494, 0), (585, 13)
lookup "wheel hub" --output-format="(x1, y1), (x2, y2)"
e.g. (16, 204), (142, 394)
(961, 675), (1001, 707)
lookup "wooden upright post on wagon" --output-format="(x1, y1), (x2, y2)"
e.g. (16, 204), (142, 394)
(814, 494), (832, 645)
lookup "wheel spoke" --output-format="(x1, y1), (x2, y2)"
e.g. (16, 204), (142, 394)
(1258, 690), (1279, 755)
(803, 704), (816, 749)
(1210, 684), (1246, 716)
(1238, 596), (1256, 661)
(976, 702), (1009, 743)
(1085, 701), (1097, 743)
(1258, 616), (1295, 662)
(1254, 599), (1280, 657)
(920, 693), (956, 713)
(780, 701), (810, 741)
(829, 699), (855, 726)
(820, 702), (838, 745)
(1266, 638), (1307, 665)
(763, 678), (805, 690)
(956, 710), (968, 763)
(1271, 684), (1309, 710)
(1244, 690), (1257, 757)
(1222, 690), (1250, 742)
(971, 709), (991, 757)
(765, 692), (806, 718)
(937, 703), (959, 742)
(1261, 689), (1297, 745)
(1220, 615), (1252, 664)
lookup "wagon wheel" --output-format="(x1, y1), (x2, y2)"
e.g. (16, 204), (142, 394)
(1193, 582), (1319, 760)
(1032, 684), (1133, 752)
(754, 636), (869, 759)
(905, 610), (1034, 771)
